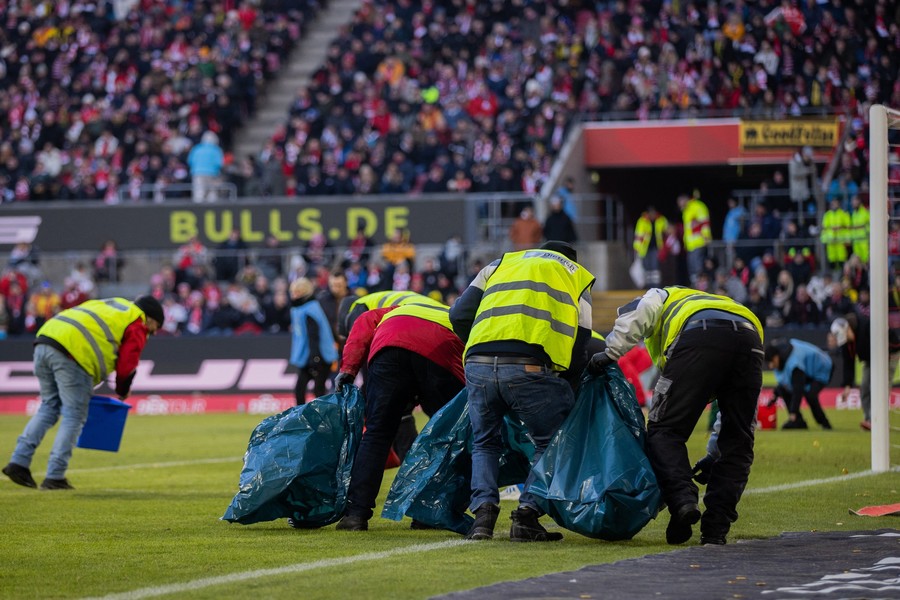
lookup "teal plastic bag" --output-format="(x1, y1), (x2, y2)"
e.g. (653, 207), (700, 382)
(528, 367), (662, 540)
(222, 387), (364, 526)
(382, 389), (534, 534)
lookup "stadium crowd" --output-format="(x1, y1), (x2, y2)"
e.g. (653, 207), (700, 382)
(0, 0), (899, 340)
(0, 0), (896, 202)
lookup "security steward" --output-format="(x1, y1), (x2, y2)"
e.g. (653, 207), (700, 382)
(336, 290), (447, 461)
(3, 296), (163, 490)
(333, 300), (465, 531)
(449, 240), (595, 542)
(588, 287), (763, 546)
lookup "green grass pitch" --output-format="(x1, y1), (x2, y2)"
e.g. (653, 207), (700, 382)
(0, 406), (897, 599)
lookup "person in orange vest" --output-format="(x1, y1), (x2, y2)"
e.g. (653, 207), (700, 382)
(633, 206), (668, 287)
(678, 192), (712, 285)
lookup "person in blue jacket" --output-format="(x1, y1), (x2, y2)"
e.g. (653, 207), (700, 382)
(289, 277), (338, 404)
(764, 338), (833, 430)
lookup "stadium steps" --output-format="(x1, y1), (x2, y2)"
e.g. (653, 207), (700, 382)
(591, 289), (643, 333)
(232, 0), (364, 159)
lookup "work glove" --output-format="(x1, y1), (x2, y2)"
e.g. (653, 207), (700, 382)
(334, 372), (354, 394)
(115, 372), (135, 400)
(587, 351), (614, 375)
(691, 454), (717, 485)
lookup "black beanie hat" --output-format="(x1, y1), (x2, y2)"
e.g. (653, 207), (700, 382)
(134, 295), (164, 325)
(540, 240), (577, 262)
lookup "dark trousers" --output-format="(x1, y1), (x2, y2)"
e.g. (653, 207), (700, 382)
(358, 363), (419, 462)
(294, 358), (331, 405)
(645, 326), (763, 538)
(345, 347), (464, 519)
(788, 380), (830, 426)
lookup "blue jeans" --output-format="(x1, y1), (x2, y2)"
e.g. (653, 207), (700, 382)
(11, 344), (93, 479)
(466, 361), (576, 513)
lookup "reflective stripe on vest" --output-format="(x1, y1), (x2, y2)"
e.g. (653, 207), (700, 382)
(646, 287), (763, 369)
(378, 301), (453, 330)
(36, 298), (142, 384)
(466, 250), (595, 370)
(352, 291), (443, 311)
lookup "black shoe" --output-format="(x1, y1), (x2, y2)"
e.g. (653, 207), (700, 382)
(509, 506), (563, 542)
(410, 519), (438, 530)
(40, 477), (74, 490)
(287, 518), (321, 529)
(466, 503), (500, 540)
(820, 421), (833, 430)
(700, 534), (727, 545)
(665, 503), (701, 545)
(335, 514), (368, 531)
(2, 463), (37, 488)
(782, 418), (808, 430)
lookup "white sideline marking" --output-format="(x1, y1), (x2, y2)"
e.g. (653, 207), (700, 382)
(67, 457), (238, 474)
(745, 466), (900, 495)
(84, 539), (468, 600)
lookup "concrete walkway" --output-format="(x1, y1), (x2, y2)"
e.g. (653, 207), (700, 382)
(232, 0), (363, 159)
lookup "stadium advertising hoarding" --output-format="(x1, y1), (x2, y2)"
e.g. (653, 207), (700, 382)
(0, 336), (297, 415)
(583, 118), (839, 167)
(0, 196), (471, 251)
(1, 337), (896, 415)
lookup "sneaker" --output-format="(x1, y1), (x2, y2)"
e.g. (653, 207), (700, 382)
(40, 477), (74, 491)
(860, 420), (872, 431)
(410, 520), (438, 530)
(665, 503), (701, 545)
(509, 506), (563, 542)
(700, 534), (727, 545)
(287, 518), (320, 529)
(2, 463), (37, 488)
(465, 503), (500, 540)
(782, 418), (809, 430)
(335, 514), (368, 531)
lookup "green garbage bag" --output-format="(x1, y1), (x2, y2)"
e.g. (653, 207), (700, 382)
(381, 388), (534, 534)
(528, 366), (662, 540)
(222, 386), (364, 526)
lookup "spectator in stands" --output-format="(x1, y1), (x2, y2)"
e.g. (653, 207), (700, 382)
(188, 132), (225, 203)
(543, 196), (578, 245)
(316, 269), (350, 345)
(508, 205), (543, 251)
(770, 269), (796, 327)
(822, 279), (855, 322)
(173, 237), (210, 287)
(826, 170), (860, 211)
(788, 146), (818, 216)
(554, 176), (578, 219)
(93, 240), (124, 283)
(257, 235), (285, 281)
(8, 243), (40, 284)
(380, 229), (417, 274)
(303, 232), (334, 273)
(722, 197), (747, 264)
(785, 248), (813, 287)
(214, 229), (249, 283)
(714, 267), (748, 305)
(59, 278), (90, 310)
(344, 223), (375, 270)
(784, 284), (821, 329)
(4, 280), (27, 337)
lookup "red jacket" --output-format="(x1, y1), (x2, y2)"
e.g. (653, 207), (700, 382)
(340, 306), (465, 384)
